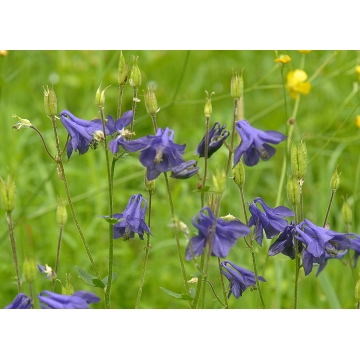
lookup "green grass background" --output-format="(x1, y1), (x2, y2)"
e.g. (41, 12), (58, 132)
(1, 50), (360, 309)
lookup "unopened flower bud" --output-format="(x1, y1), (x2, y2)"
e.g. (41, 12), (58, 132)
(44, 86), (58, 118)
(144, 88), (158, 115)
(0, 175), (16, 213)
(129, 56), (141, 88)
(145, 177), (155, 194)
(204, 91), (214, 117)
(56, 197), (68, 228)
(231, 69), (244, 99)
(232, 160), (245, 188)
(118, 51), (129, 86)
(95, 83), (111, 110)
(23, 258), (37, 283)
(287, 176), (300, 207)
(330, 166), (340, 191)
(341, 199), (352, 226)
(212, 169), (226, 195)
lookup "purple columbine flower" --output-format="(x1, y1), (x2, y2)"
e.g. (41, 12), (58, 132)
(112, 194), (151, 240)
(268, 221), (303, 259)
(233, 120), (286, 167)
(170, 160), (199, 179)
(59, 110), (106, 159)
(37, 290), (100, 309)
(195, 122), (230, 158)
(137, 127), (186, 181)
(37, 263), (56, 280)
(106, 111), (149, 154)
(295, 219), (352, 275)
(221, 260), (266, 299)
(4, 293), (32, 309)
(248, 197), (294, 246)
(185, 207), (250, 260)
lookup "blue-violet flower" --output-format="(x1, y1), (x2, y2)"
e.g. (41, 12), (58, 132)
(5, 293), (32, 309)
(113, 194), (151, 240)
(248, 197), (294, 246)
(185, 207), (250, 260)
(37, 290), (100, 309)
(138, 127), (186, 181)
(195, 122), (230, 158)
(234, 120), (286, 167)
(170, 160), (199, 179)
(59, 110), (105, 159)
(221, 260), (266, 299)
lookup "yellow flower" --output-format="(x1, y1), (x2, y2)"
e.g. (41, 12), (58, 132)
(286, 69), (311, 99)
(356, 66), (360, 81)
(355, 115), (360, 128)
(0, 50), (8, 56)
(274, 55), (291, 64)
(298, 50), (311, 54)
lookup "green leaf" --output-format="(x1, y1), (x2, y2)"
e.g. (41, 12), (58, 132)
(102, 217), (119, 225)
(92, 278), (105, 288)
(160, 287), (182, 299)
(102, 272), (118, 286)
(76, 266), (97, 286)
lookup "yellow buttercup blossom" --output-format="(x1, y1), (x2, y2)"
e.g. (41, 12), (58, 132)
(355, 115), (360, 128)
(0, 50), (8, 56)
(356, 66), (360, 81)
(298, 50), (311, 54)
(286, 69), (311, 99)
(274, 55), (291, 64)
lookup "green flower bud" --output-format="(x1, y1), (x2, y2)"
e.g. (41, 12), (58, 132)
(129, 56), (141, 88)
(144, 88), (158, 115)
(287, 176), (300, 207)
(56, 197), (68, 228)
(204, 91), (214, 117)
(12, 114), (33, 131)
(44, 85), (57, 118)
(341, 198), (352, 226)
(62, 273), (74, 295)
(330, 166), (340, 191)
(212, 169), (226, 195)
(355, 276), (360, 302)
(118, 51), (129, 86)
(232, 160), (245, 188)
(231, 69), (244, 99)
(144, 172), (155, 194)
(0, 175), (16, 213)
(297, 140), (307, 179)
(23, 257), (37, 283)
(95, 82), (111, 110)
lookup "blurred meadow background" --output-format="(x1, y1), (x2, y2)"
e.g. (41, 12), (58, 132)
(1, 50), (360, 309)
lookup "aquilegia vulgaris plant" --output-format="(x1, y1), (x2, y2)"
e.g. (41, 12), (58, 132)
(3, 50), (360, 311)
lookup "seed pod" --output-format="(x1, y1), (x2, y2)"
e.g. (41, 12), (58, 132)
(129, 56), (141, 88)
(287, 176), (300, 207)
(231, 69), (244, 99)
(341, 198), (352, 226)
(0, 175), (16, 213)
(297, 140), (307, 179)
(232, 160), (245, 188)
(330, 166), (340, 191)
(290, 141), (299, 178)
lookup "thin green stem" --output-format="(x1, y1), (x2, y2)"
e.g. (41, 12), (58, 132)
(293, 205), (300, 309)
(217, 257), (228, 308)
(206, 279), (226, 308)
(135, 191), (153, 308)
(225, 98), (238, 176)
(51, 226), (63, 292)
(130, 88), (139, 133)
(117, 85), (125, 118)
(99, 107), (114, 309)
(30, 125), (56, 161)
(50, 115), (100, 279)
(323, 190), (336, 227)
(6, 212), (21, 293)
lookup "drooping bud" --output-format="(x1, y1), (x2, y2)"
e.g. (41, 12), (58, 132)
(129, 56), (141, 88)
(232, 160), (245, 188)
(330, 166), (340, 191)
(144, 88), (158, 115)
(23, 257), (37, 283)
(12, 114), (33, 131)
(95, 82), (111, 110)
(44, 85), (57, 118)
(287, 176), (300, 207)
(56, 197), (68, 228)
(231, 69), (244, 99)
(0, 175), (16, 213)
(212, 169), (226, 195)
(204, 91), (214, 117)
(118, 51), (129, 86)
(341, 198), (352, 226)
